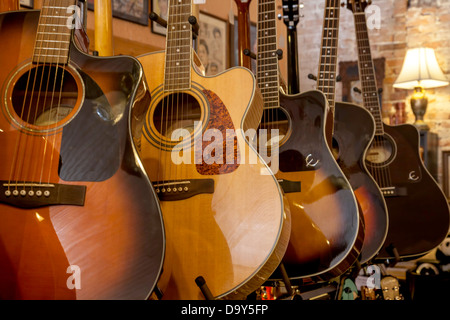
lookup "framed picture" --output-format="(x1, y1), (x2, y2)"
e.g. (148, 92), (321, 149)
(20, 0), (34, 8)
(150, 0), (168, 36)
(197, 12), (228, 76)
(230, 16), (257, 74)
(338, 58), (385, 106)
(442, 151), (450, 199)
(88, 0), (149, 26)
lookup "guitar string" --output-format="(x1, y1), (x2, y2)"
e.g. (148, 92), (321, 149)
(159, 0), (171, 189)
(45, 0), (71, 187)
(34, 0), (60, 189)
(173, 0), (183, 184)
(317, 0), (336, 144)
(354, 8), (384, 188)
(5, 8), (44, 194)
(30, 0), (56, 190)
(354, 6), (392, 189)
(9, 0), (57, 195)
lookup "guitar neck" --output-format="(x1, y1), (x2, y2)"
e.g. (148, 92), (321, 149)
(353, 11), (384, 135)
(285, 21), (300, 94)
(316, 0), (341, 110)
(164, 0), (193, 91)
(256, 0), (280, 109)
(34, 0), (76, 65)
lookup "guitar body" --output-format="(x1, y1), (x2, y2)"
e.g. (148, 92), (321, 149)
(371, 123), (450, 260)
(0, 11), (165, 299)
(137, 51), (290, 300)
(333, 101), (388, 264)
(269, 89), (363, 281)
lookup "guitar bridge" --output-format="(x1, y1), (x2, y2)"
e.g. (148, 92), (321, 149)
(381, 187), (407, 197)
(153, 179), (214, 201)
(0, 182), (86, 209)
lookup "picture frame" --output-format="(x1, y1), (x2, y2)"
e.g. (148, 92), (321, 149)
(150, 0), (168, 36)
(88, 0), (149, 26)
(339, 58), (385, 106)
(197, 12), (228, 76)
(442, 150), (450, 199)
(20, 0), (34, 8)
(230, 16), (257, 74)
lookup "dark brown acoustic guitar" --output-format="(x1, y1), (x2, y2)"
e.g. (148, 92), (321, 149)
(347, 0), (450, 260)
(0, 0), (165, 299)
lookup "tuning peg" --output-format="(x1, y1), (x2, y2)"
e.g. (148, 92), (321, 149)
(276, 49), (283, 60)
(188, 15), (200, 38)
(336, 74), (342, 82)
(308, 74), (317, 81)
(149, 12), (167, 28)
(243, 49), (256, 60)
(353, 87), (362, 94)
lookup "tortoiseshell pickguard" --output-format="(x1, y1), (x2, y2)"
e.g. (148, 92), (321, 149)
(195, 89), (240, 175)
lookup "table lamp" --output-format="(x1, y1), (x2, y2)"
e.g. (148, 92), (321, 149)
(393, 47), (449, 130)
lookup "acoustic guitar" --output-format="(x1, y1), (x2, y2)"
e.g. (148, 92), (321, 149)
(0, 0), (165, 299)
(0, 0), (19, 12)
(253, 0), (361, 281)
(314, 0), (388, 265)
(347, 0), (450, 260)
(137, 0), (290, 300)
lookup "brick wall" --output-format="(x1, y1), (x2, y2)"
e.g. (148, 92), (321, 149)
(296, 0), (450, 185)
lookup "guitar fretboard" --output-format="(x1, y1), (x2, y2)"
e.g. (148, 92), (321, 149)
(256, 0), (280, 109)
(33, 0), (76, 64)
(164, 0), (192, 92)
(353, 11), (384, 135)
(317, 0), (341, 110)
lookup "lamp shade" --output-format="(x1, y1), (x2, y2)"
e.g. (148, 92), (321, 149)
(393, 47), (449, 90)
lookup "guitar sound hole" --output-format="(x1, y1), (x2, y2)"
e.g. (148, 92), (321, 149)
(152, 92), (201, 140)
(365, 134), (396, 167)
(11, 65), (78, 127)
(259, 108), (290, 147)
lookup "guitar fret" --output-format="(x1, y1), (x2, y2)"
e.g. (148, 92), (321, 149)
(36, 39), (70, 43)
(35, 47), (69, 51)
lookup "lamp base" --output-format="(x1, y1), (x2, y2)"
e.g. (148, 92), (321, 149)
(410, 86), (429, 131)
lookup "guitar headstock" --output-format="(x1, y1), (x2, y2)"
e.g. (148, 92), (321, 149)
(282, 0), (301, 29)
(234, 0), (252, 10)
(346, 0), (371, 13)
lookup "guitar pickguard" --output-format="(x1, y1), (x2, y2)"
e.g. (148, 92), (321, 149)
(195, 89), (240, 175)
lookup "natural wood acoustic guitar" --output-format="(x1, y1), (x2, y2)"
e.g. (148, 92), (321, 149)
(136, 0), (290, 299)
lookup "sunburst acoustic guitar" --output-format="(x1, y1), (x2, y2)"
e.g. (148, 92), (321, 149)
(0, 0), (165, 299)
(251, 0), (362, 281)
(313, 0), (388, 265)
